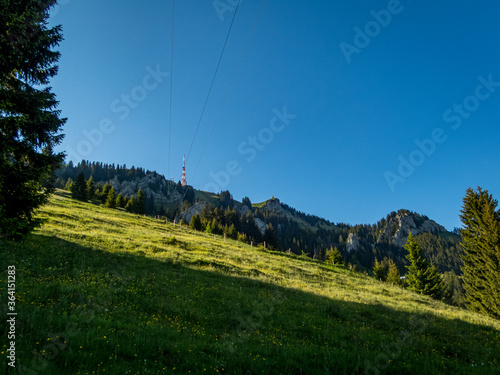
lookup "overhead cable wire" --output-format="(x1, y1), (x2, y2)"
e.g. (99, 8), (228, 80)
(179, 0), (265, 203)
(194, 0), (267, 178)
(185, 0), (242, 164)
(167, 0), (175, 182)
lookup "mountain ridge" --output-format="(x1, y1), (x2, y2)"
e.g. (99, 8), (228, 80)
(56, 160), (448, 234)
(56, 160), (462, 277)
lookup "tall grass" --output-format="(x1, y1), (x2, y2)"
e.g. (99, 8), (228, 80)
(0, 190), (499, 374)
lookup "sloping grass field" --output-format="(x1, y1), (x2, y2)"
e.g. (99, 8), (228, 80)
(1, 190), (499, 374)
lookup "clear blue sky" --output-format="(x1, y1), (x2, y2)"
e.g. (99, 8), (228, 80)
(49, 0), (500, 230)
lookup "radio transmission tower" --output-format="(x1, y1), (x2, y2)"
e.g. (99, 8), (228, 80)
(181, 154), (187, 187)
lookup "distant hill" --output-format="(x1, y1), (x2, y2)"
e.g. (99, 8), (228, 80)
(56, 161), (464, 277)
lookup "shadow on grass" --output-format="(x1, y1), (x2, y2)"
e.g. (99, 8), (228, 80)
(1, 234), (499, 375)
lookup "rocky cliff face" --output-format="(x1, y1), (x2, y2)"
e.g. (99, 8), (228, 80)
(176, 201), (205, 224)
(254, 218), (267, 236)
(379, 211), (446, 247)
(346, 233), (360, 252)
(261, 198), (293, 219)
(98, 173), (182, 202)
(236, 205), (266, 235)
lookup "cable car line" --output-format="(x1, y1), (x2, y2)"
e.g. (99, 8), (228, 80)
(185, 0), (242, 164)
(167, 0), (175, 182)
(193, 0), (267, 179)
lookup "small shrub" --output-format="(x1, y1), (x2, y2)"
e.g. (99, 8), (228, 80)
(166, 236), (178, 245)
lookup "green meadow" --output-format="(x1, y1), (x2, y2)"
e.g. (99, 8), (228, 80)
(1, 190), (499, 374)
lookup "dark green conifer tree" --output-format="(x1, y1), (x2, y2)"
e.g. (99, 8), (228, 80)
(158, 202), (166, 216)
(405, 233), (445, 299)
(0, 0), (66, 239)
(125, 196), (135, 213)
(86, 176), (95, 200)
(264, 223), (279, 249)
(325, 246), (344, 267)
(71, 172), (87, 202)
(100, 183), (112, 204)
(219, 190), (232, 209)
(442, 270), (465, 307)
(184, 186), (195, 204)
(105, 187), (116, 208)
(460, 187), (500, 319)
(242, 196), (252, 209)
(64, 178), (73, 191)
(225, 223), (237, 239)
(145, 193), (155, 215)
(386, 258), (403, 286)
(210, 218), (222, 235)
(190, 214), (202, 231)
(116, 193), (125, 208)
(373, 258), (387, 281)
(205, 220), (213, 234)
(135, 189), (146, 215)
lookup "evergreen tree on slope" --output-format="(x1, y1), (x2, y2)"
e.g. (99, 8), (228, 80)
(100, 183), (112, 204)
(71, 172), (87, 202)
(0, 0), (66, 239)
(373, 257), (387, 281)
(405, 233), (445, 299)
(86, 176), (95, 200)
(264, 223), (279, 250)
(190, 214), (202, 231)
(325, 246), (344, 267)
(116, 193), (125, 208)
(460, 187), (500, 319)
(105, 187), (116, 208)
(386, 258), (403, 286)
(135, 188), (145, 215)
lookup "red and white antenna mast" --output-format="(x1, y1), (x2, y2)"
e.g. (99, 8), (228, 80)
(181, 154), (187, 187)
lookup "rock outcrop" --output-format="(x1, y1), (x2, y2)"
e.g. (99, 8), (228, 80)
(176, 201), (205, 224)
(237, 204), (250, 216)
(255, 218), (267, 236)
(98, 173), (182, 202)
(379, 211), (446, 247)
(346, 233), (359, 253)
(261, 198), (293, 219)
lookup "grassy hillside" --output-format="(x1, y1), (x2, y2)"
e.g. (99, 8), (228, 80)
(1, 190), (499, 374)
(194, 190), (220, 205)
